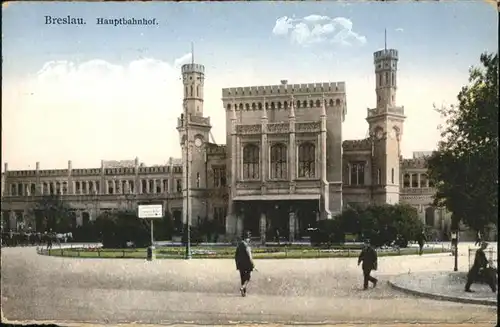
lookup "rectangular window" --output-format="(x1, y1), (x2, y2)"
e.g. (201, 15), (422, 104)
(391, 168), (394, 184)
(196, 173), (200, 188)
(176, 179), (182, 193)
(213, 167), (227, 188)
(350, 162), (365, 186)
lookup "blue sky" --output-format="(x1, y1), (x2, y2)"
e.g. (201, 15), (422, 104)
(2, 1), (498, 170)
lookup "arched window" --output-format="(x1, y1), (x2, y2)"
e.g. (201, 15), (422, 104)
(392, 72), (395, 86)
(277, 102), (282, 110)
(297, 100), (301, 108)
(298, 143), (315, 178)
(329, 99), (334, 107)
(379, 74), (382, 86)
(284, 101), (288, 109)
(239, 103), (243, 110)
(227, 103), (231, 111)
(149, 180), (154, 193)
(185, 87), (188, 97)
(243, 144), (260, 180)
(129, 180), (134, 193)
(377, 169), (381, 185)
(385, 72), (388, 86)
(190, 85), (193, 97)
(271, 102), (275, 110)
(245, 103), (250, 111)
(403, 174), (410, 188)
(30, 183), (36, 195)
(391, 168), (395, 184)
(309, 100), (314, 108)
(196, 85), (200, 97)
(270, 143), (287, 179)
(336, 99), (341, 106)
(142, 180), (147, 194)
(315, 99), (321, 107)
(252, 103), (256, 110)
(302, 100), (307, 108)
(258, 103), (262, 110)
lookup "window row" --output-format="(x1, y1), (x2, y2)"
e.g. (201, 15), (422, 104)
(227, 98), (342, 111)
(242, 142), (316, 180)
(7, 179), (184, 196)
(402, 173), (434, 188)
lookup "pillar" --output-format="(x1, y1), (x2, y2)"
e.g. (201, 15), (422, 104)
(76, 210), (83, 226)
(153, 179), (157, 194)
(236, 212), (244, 238)
(105, 180), (109, 194)
(260, 212), (267, 244)
(418, 173), (421, 188)
(289, 211), (296, 243)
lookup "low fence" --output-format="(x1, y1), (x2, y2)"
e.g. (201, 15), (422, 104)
(468, 247), (498, 270)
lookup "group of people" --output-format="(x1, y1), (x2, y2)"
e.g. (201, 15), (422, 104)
(234, 232), (497, 297)
(1, 229), (72, 248)
(234, 233), (379, 297)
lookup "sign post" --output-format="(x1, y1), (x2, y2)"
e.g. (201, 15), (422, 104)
(138, 204), (163, 261)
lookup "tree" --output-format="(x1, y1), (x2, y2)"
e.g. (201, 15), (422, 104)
(428, 52), (498, 233)
(32, 195), (72, 232)
(336, 203), (424, 247)
(95, 210), (150, 248)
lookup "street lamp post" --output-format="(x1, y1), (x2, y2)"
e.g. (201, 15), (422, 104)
(184, 101), (192, 260)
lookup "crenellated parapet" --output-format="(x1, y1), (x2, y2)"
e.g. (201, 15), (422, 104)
(207, 144), (227, 155)
(373, 49), (399, 62)
(222, 82), (345, 98)
(342, 138), (372, 151)
(400, 158), (429, 169)
(222, 82), (346, 113)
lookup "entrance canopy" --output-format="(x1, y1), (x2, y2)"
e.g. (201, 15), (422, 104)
(233, 194), (320, 201)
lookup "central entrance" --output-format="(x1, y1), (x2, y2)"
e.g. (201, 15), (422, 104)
(236, 199), (320, 241)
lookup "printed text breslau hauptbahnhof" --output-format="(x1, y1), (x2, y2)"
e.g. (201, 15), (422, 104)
(96, 18), (158, 26)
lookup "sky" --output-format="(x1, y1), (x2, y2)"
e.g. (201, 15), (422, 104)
(2, 1), (498, 170)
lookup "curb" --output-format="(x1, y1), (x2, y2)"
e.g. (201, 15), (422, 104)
(387, 280), (497, 307)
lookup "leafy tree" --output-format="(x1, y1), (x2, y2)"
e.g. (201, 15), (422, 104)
(95, 210), (150, 248)
(31, 195), (72, 232)
(428, 52), (498, 233)
(335, 203), (424, 247)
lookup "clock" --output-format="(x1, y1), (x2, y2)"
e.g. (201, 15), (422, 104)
(375, 128), (384, 140)
(194, 137), (203, 148)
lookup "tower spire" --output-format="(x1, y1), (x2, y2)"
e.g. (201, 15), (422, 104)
(191, 42), (194, 64)
(384, 29), (387, 50)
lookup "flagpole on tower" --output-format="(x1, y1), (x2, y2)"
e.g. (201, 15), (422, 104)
(384, 28), (387, 50)
(191, 42), (194, 64)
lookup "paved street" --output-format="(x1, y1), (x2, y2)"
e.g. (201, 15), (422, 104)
(1, 243), (497, 325)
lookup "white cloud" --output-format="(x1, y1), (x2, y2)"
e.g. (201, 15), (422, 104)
(272, 16), (295, 36)
(272, 15), (366, 47)
(173, 53), (193, 68)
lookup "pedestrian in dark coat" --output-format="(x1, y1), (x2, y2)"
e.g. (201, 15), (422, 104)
(417, 230), (427, 255)
(474, 231), (482, 246)
(235, 232), (255, 297)
(465, 241), (496, 293)
(358, 239), (378, 290)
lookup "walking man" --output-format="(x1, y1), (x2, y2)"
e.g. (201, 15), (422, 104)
(417, 230), (427, 255)
(474, 231), (482, 246)
(358, 239), (378, 290)
(235, 232), (255, 297)
(465, 241), (497, 293)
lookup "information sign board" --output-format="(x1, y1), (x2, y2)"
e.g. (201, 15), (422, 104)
(138, 204), (163, 219)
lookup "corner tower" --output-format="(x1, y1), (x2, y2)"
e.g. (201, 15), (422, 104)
(177, 50), (211, 226)
(366, 41), (406, 205)
(182, 55), (205, 116)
